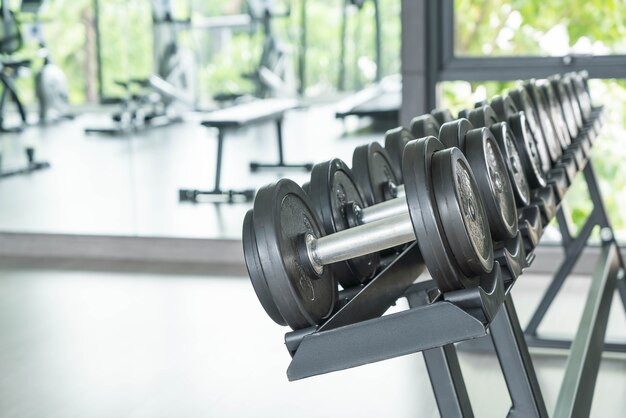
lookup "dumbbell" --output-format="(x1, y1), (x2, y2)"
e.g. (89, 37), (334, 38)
(522, 80), (563, 164)
(244, 137), (495, 329)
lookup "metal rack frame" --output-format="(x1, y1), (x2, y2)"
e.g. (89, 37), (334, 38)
(281, 109), (625, 417)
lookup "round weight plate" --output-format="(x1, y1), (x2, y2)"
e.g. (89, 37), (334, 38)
(467, 105), (499, 129)
(568, 73), (592, 120)
(410, 114), (441, 139)
(352, 142), (399, 205)
(309, 159), (380, 287)
(509, 112), (547, 189)
(458, 109), (470, 120)
(524, 81), (561, 163)
(490, 94), (519, 123)
(384, 127), (414, 182)
(302, 181), (311, 195)
(562, 76), (584, 130)
(550, 76), (579, 139)
(243, 210), (286, 325)
(540, 82), (571, 149)
(431, 109), (454, 126)
(253, 179), (336, 329)
(489, 122), (531, 207)
(402, 137), (484, 292)
(562, 75), (585, 129)
(431, 148), (494, 277)
(509, 88), (552, 174)
(439, 118), (474, 150)
(464, 128), (518, 241)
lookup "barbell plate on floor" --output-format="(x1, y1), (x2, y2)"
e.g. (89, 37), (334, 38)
(540, 82), (572, 149)
(550, 75), (579, 140)
(410, 114), (441, 139)
(431, 108), (454, 126)
(402, 136), (489, 292)
(509, 88), (552, 175)
(309, 159), (380, 287)
(464, 128), (518, 241)
(252, 179), (337, 329)
(490, 94), (519, 123)
(243, 210), (286, 325)
(352, 142), (399, 205)
(467, 105), (499, 129)
(439, 118), (473, 150)
(509, 112), (547, 189)
(524, 81), (562, 163)
(489, 122), (531, 207)
(384, 127), (414, 183)
(431, 147), (494, 277)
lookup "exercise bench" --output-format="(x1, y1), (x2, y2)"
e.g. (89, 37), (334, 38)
(179, 98), (313, 203)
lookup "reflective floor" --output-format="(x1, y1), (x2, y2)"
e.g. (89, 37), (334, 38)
(0, 260), (624, 418)
(0, 107), (381, 239)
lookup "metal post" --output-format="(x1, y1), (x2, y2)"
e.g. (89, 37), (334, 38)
(275, 118), (285, 165)
(214, 129), (224, 192)
(373, 0), (382, 82)
(490, 295), (549, 418)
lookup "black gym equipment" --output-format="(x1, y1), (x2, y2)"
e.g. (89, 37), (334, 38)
(334, 0), (401, 125)
(0, 146), (49, 178)
(243, 0), (295, 99)
(351, 141), (399, 205)
(85, 0), (195, 135)
(21, 0), (72, 124)
(383, 126), (413, 182)
(179, 98), (312, 204)
(245, 136), (496, 328)
(0, 1), (29, 132)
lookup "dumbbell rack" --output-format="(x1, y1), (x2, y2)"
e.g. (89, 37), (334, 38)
(282, 108), (626, 418)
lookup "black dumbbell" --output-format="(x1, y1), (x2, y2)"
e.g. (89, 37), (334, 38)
(244, 137), (495, 329)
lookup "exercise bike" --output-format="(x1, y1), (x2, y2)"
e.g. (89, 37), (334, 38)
(21, 0), (72, 123)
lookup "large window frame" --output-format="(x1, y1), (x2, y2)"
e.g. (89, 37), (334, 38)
(400, 0), (626, 124)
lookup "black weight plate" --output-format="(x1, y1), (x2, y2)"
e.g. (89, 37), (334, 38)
(439, 118), (474, 150)
(489, 122), (531, 207)
(540, 82), (571, 149)
(467, 105), (499, 129)
(352, 142), (399, 205)
(253, 179), (336, 329)
(402, 137), (484, 292)
(524, 81), (562, 163)
(509, 112), (547, 189)
(458, 109), (470, 120)
(550, 75), (579, 140)
(243, 210), (285, 325)
(431, 148), (494, 277)
(509, 88), (552, 174)
(431, 109), (454, 126)
(491, 94), (519, 123)
(309, 159), (380, 287)
(410, 114), (441, 139)
(568, 72), (592, 120)
(464, 128), (518, 241)
(302, 181), (311, 195)
(562, 75), (584, 130)
(384, 126), (414, 183)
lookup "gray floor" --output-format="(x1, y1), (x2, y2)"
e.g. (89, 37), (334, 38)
(0, 107), (380, 239)
(0, 259), (624, 418)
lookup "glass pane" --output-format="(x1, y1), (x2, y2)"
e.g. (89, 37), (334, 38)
(439, 79), (626, 242)
(455, 0), (626, 57)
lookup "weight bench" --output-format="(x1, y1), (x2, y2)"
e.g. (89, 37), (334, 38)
(179, 98), (313, 203)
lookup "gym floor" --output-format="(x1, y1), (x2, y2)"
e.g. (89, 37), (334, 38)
(0, 258), (624, 418)
(0, 105), (380, 238)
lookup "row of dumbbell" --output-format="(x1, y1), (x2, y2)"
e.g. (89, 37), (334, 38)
(243, 71), (601, 330)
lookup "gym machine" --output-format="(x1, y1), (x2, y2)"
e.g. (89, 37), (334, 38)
(334, 0), (401, 124)
(21, 0), (72, 124)
(0, 0), (29, 132)
(85, 0), (196, 135)
(0, 146), (49, 178)
(243, 72), (626, 416)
